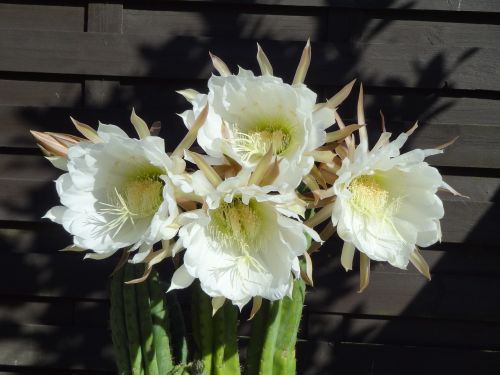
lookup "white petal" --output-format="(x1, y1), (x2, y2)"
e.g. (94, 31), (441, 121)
(168, 265), (196, 292)
(341, 241), (356, 271)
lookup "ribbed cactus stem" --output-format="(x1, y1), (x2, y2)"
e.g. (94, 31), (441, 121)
(223, 302), (240, 374)
(192, 282), (213, 374)
(135, 265), (160, 375)
(258, 299), (282, 375)
(148, 271), (174, 374)
(245, 301), (269, 375)
(110, 265), (132, 375)
(273, 279), (305, 374)
(111, 264), (178, 375)
(245, 279), (306, 375)
(123, 265), (145, 375)
(212, 304), (226, 375)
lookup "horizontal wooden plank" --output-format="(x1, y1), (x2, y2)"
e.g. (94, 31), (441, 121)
(337, 17), (500, 48)
(307, 249), (500, 320)
(336, 91), (500, 128)
(179, 0), (500, 12)
(297, 341), (500, 375)
(0, 320), (498, 374)
(0, 252), (114, 300)
(123, 7), (500, 48)
(4, 113), (500, 169)
(372, 247), (500, 277)
(0, 80), (81, 107)
(308, 313), (500, 349)
(1, 31), (499, 91)
(0, 324), (114, 371)
(0, 226), (71, 255)
(0, 3), (84, 32)
(0, 105), (184, 149)
(0, 298), (109, 329)
(0, 300), (72, 327)
(124, 8), (326, 41)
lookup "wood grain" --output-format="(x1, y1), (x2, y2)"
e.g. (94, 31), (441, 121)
(0, 31), (498, 90)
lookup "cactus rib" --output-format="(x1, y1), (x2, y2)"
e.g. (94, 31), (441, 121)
(148, 269), (175, 373)
(273, 279), (305, 374)
(223, 302), (240, 374)
(212, 303), (226, 375)
(110, 265), (132, 375)
(123, 264), (145, 375)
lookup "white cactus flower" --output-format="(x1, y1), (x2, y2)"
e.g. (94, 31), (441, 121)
(332, 130), (456, 270)
(44, 123), (184, 261)
(180, 68), (335, 190)
(168, 169), (320, 309)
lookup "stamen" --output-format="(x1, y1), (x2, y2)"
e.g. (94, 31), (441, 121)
(93, 169), (164, 237)
(208, 197), (264, 252)
(231, 119), (293, 162)
(348, 174), (399, 219)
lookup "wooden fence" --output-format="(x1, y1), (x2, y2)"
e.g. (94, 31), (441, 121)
(0, 1), (499, 374)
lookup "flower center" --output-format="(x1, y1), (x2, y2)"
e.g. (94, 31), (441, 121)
(97, 166), (164, 235)
(208, 197), (264, 251)
(348, 174), (395, 218)
(123, 178), (164, 218)
(233, 118), (293, 162)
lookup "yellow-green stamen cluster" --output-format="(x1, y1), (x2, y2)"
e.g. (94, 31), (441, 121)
(233, 118), (294, 162)
(208, 197), (264, 252)
(348, 174), (397, 219)
(98, 166), (164, 235)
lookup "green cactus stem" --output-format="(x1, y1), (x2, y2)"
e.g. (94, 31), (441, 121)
(135, 265), (160, 375)
(122, 264), (145, 375)
(212, 302), (226, 375)
(191, 281), (213, 374)
(110, 265), (132, 375)
(245, 279), (306, 375)
(258, 299), (283, 375)
(272, 279), (305, 374)
(111, 263), (179, 375)
(222, 302), (240, 374)
(245, 300), (269, 375)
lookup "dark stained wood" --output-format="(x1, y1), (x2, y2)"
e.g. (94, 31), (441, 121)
(180, 0), (500, 12)
(296, 341), (500, 375)
(0, 324), (114, 371)
(0, 300), (73, 327)
(1, 31), (499, 91)
(308, 313), (500, 349)
(123, 8), (327, 41)
(87, 3), (124, 33)
(332, 17), (500, 48)
(307, 250), (500, 320)
(0, 3), (85, 32)
(0, 80), (82, 108)
(0, 252), (113, 300)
